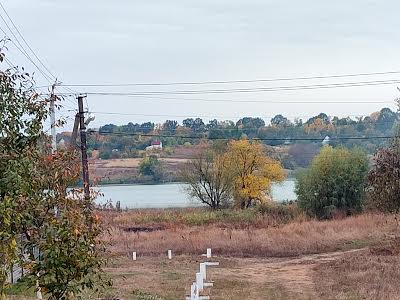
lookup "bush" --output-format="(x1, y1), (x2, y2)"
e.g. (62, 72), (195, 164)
(139, 155), (164, 182)
(367, 139), (400, 213)
(296, 146), (369, 219)
(257, 201), (303, 222)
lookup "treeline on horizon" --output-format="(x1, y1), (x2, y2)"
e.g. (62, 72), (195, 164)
(79, 107), (400, 167)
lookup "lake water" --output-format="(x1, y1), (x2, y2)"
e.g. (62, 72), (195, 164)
(96, 180), (296, 209)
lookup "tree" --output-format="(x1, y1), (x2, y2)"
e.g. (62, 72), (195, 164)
(226, 140), (285, 208)
(367, 139), (400, 213)
(162, 120), (178, 132)
(180, 145), (233, 209)
(24, 153), (106, 300)
(375, 107), (398, 133)
(140, 122), (154, 134)
(296, 146), (369, 218)
(306, 113), (329, 125)
(271, 114), (292, 127)
(236, 117), (265, 129)
(139, 155), (164, 182)
(183, 118), (205, 133)
(0, 48), (106, 299)
(206, 119), (218, 129)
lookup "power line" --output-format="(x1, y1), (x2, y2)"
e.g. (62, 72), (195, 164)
(0, 23), (53, 83)
(57, 79), (400, 96)
(54, 70), (400, 87)
(0, 2), (56, 80)
(89, 110), (396, 120)
(80, 95), (394, 104)
(0, 3), (78, 98)
(47, 91), (397, 104)
(2, 55), (15, 69)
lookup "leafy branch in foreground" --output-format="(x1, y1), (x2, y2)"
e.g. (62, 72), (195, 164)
(0, 45), (108, 300)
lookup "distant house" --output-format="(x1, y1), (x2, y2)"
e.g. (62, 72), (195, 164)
(322, 136), (330, 146)
(145, 140), (163, 151)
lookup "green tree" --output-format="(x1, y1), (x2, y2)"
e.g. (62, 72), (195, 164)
(139, 155), (164, 182)
(162, 120), (178, 133)
(296, 146), (369, 218)
(271, 114), (292, 127)
(0, 48), (106, 299)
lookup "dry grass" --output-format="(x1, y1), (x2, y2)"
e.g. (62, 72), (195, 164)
(102, 213), (397, 258)
(103, 255), (310, 300)
(315, 239), (400, 300)
(91, 158), (188, 169)
(89, 158), (188, 184)
(100, 206), (303, 229)
(8, 212), (400, 299)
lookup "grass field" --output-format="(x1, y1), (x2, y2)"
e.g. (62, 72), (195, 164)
(7, 210), (400, 300)
(89, 157), (188, 184)
(102, 209), (395, 257)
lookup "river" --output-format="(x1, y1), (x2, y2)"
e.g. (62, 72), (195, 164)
(95, 180), (296, 209)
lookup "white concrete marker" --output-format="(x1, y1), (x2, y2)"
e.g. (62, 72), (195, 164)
(132, 251), (137, 261)
(168, 249), (172, 260)
(200, 263), (207, 280)
(196, 272), (204, 291)
(205, 261), (220, 267)
(206, 248), (212, 258)
(192, 283), (196, 299)
(36, 280), (43, 300)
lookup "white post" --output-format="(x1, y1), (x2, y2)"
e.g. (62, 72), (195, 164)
(132, 251), (137, 261)
(196, 272), (204, 292)
(191, 283), (197, 300)
(200, 263), (207, 280)
(168, 249), (172, 260)
(36, 280), (43, 299)
(206, 248), (212, 258)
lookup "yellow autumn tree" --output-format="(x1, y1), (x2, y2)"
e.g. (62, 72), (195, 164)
(226, 140), (285, 208)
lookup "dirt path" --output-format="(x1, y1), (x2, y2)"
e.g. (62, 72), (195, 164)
(211, 248), (366, 299)
(102, 248), (368, 300)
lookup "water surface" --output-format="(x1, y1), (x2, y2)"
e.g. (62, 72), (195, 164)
(96, 180), (296, 209)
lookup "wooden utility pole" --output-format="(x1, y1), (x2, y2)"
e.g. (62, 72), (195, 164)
(77, 95), (90, 200)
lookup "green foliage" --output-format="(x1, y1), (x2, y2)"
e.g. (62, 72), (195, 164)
(0, 47), (50, 298)
(83, 107), (399, 161)
(139, 155), (164, 182)
(24, 183), (107, 300)
(296, 146), (369, 218)
(0, 47), (107, 299)
(5, 277), (35, 297)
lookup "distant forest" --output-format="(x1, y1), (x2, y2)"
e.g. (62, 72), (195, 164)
(78, 107), (399, 169)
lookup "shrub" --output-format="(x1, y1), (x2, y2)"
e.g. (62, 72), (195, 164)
(367, 139), (400, 213)
(296, 146), (369, 218)
(139, 155), (164, 182)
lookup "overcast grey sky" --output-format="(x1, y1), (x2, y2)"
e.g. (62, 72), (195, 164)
(2, 0), (400, 128)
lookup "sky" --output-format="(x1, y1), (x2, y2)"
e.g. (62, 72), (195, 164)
(2, 0), (400, 129)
